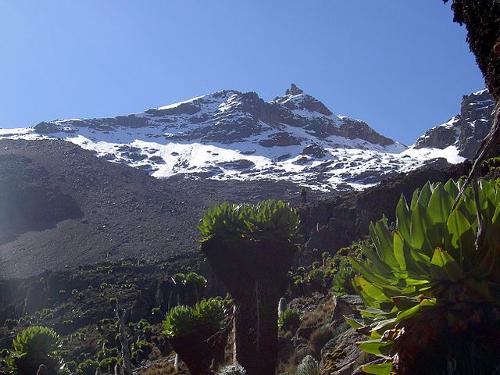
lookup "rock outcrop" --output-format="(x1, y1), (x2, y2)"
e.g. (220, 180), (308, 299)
(415, 89), (495, 158)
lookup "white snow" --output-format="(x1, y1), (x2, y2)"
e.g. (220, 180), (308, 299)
(157, 96), (204, 110)
(402, 145), (465, 164)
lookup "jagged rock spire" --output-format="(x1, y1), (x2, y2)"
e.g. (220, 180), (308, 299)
(285, 83), (304, 96)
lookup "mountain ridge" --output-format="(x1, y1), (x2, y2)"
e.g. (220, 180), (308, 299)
(0, 85), (492, 191)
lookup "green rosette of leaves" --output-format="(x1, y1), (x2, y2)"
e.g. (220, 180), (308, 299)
(347, 179), (500, 375)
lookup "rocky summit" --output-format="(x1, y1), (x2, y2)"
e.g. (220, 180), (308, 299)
(1, 84), (489, 191)
(414, 89), (495, 158)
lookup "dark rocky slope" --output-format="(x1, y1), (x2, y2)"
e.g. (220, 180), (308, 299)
(415, 89), (495, 158)
(298, 159), (470, 257)
(0, 139), (325, 279)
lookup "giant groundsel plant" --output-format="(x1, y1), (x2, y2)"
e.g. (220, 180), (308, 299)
(7, 326), (63, 375)
(199, 199), (299, 375)
(163, 298), (230, 375)
(348, 179), (500, 375)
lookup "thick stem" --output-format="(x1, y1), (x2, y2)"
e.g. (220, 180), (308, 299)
(201, 238), (295, 375)
(234, 285), (281, 375)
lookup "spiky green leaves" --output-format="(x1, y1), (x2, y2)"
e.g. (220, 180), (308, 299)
(198, 200), (300, 243)
(163, 298), (229, 338)
(8, 326), (62, 373)
(11, 326), (61, 359)
(349, 178), (500, 373)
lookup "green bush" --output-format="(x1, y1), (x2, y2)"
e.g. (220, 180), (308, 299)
(163, 298), (228, 338)
(7, 326), (62, 374)
(198, 200), (299, 242)
(348, 179), (500, 374)
(482, 156), (500, 175)
(96, 347), (118, 362)
(131, 339), (152, 363)
(184, 271), (207, 288)
(331, 257), (357, 296)
(99, 356), (121, 372)
(137, 319), (151, 331)
(307, 268), (325, 287)
(64, 360), (77, 373)
(76, 358), (99, 375)
(278, 308), (301, 332)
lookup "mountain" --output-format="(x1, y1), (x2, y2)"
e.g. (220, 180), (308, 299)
(0, 84), (469, 191)
(414, 89), (495, 158)
(0, 85), (494, 278)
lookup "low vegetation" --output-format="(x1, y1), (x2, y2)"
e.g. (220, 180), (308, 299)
(278, 308), (301, 333)
(6, 326), (62, 374)
(1, 179), (498, 375)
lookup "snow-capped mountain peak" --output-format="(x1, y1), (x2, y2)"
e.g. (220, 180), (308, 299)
(272, 83), (334, 118)
(2, 85), (490, 192)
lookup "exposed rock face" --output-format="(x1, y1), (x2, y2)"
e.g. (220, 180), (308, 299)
(321, 295), (368, 374)
(275, 83), (333, 116)
(338, 118), (395, 146)
(414, 89), (495, 158)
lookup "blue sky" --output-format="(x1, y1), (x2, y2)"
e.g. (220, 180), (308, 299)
(0, 1), (484, 144)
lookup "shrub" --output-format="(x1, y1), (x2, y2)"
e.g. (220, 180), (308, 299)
(162, 305), (196, 337)
(65, 360), (77, 373)
(163, 298), (227, 338)
(131, 339), (153, 364)
(349, 179), (500, 374)
(137, 319), (151, 331)
(96, 347), (119, 362)
(330, 257), (357, 296)
(278, 309), (301, 333)
(163, 298), (230, 374)
(482, 156), (500, 175)
(7, 326), (62, 374)
(99, 356), (121, 372)
(198, 200), (299, 242)
(184, 271), (207, 288)
(218, 364), (246, 374)
(76, 358), (99, 375)
(307, 268), (324, 288)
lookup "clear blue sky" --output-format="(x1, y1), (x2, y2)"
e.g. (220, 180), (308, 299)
(0, 0), (485, 144)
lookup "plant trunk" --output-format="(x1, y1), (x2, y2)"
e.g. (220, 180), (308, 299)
(201, 238), (295, 375)
(234, 282), (281, 375)
(169, 324), (228, 375)
(169, 334), (213, 375)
